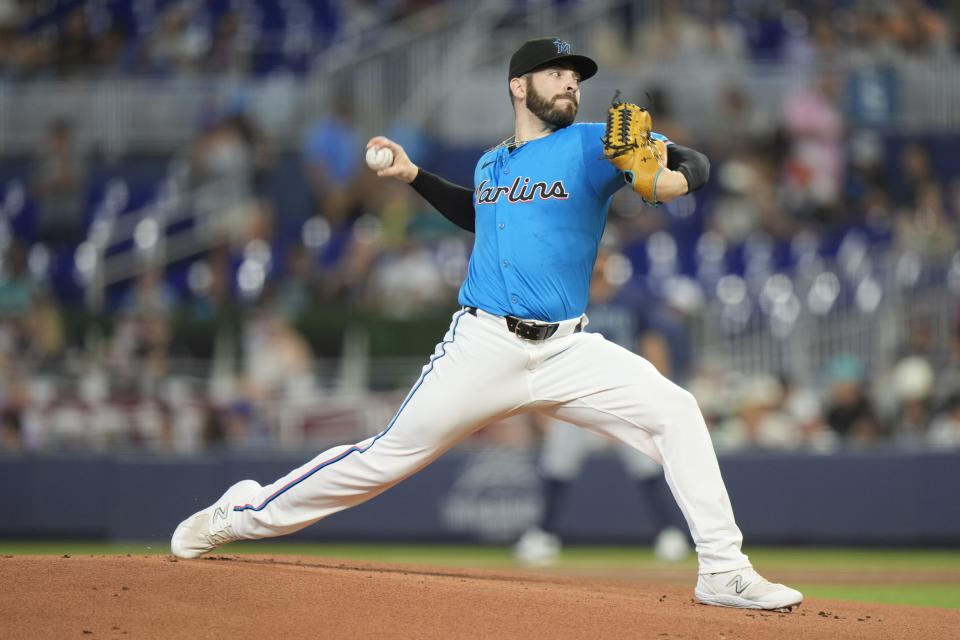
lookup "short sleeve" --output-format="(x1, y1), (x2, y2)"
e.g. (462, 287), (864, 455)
(578, 123), (623, 199)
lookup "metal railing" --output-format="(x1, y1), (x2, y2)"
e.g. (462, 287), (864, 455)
(695, 249), (959, 387)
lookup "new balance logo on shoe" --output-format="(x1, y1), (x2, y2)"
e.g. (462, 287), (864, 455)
(172, 480), (260, 559)
(695, 567), (802, 611)
(726, 574), (751, 595)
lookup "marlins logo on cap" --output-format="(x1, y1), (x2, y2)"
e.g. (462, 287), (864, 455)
(508, 37), (598, 81)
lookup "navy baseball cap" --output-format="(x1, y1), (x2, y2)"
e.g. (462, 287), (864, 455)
(508, 38), (598, 81)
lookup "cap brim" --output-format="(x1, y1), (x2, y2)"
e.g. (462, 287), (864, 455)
(513, 54), (598, 81)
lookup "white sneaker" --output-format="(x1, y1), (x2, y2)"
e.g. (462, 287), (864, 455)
(513, 528), (561, 566)
(171, 480), (261, 559)
(695, 567), (803, 611)
(653, 526), (691, 563)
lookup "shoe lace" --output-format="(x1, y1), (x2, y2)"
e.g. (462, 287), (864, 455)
(204, 522), (237, 548)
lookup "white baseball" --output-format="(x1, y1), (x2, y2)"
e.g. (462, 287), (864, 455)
(365, 146), (394, 171)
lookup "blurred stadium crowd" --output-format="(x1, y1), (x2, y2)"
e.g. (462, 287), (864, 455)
(0, 0), (959, 456)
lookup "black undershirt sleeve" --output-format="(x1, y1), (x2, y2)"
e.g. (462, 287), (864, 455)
(666, 144), (710, 193)
(410, 168), (476, 232)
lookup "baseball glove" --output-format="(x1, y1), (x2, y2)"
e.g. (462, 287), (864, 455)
(602, 93), (667, 205)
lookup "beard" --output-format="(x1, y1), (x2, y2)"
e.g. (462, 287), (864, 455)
(525, 76), (578, 129)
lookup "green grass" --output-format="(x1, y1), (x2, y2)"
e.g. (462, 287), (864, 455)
(2, 541), (958, 569)
(796, 584), (960, 610)
(0, 540), (169, 556)
(2, 541), (958, 609)
(743, 547), (960, 571)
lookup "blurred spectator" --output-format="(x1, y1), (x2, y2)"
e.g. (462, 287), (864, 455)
(120, 264), (177, 317)
(888, 355), (935, 448)
(895, 142), (936, 206)
(895, 180), (957, 258)
(242, 304), (315, 404)
(779, 374), (838, 453)
(203, 302), (318, 450)
(301, 97), (365, 228)
(713, 374), (799, 451)
(54, 6), (95, 76)
(885, 0), (952, 56)
(108, 266), (177, 390)
(182, 248), (235, 324)
(850, 7), (897, 64)
(203, 10), (251, 76)
(686, 362), (731, 432)
(29, 119), (87, 249)
(177, 249), (240, 365)
(227, 104), (276, 191)
(822, 354), (883, 445)
(934, 324), (960, 409)
(186, 107), (273, 248)
(0, 240), (41, 319)
(0, 403), (21, 451)
(641, 276), (702, 386)
(845, 130), (895, 236)
(928, 393), (960, 449)
(783, 13), (839, 66)
(129, 397), (175, 452)
(0, 240), (60, 372)
(6, 25), (52, 78)
(716, 86), (774, 151)
(145, 1), (209, 76)
(896, 319), (944, 371)
(0, 0), (19, 29)
(634, 0), (745, 63)
(0, 15), (18, 78)
(710, 148), (786, 243)
(94, 19), (135, 75)
(366, 236), (447, 318)
(779, 72), (847, 228)
(949, 177), (960, 220)
(23, 290), (64, 366)
(274, 243), (322, 321)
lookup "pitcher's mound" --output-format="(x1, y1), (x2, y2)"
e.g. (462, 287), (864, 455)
(2, 554), (956, 639)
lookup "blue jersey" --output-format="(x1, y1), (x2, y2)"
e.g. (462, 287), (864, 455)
(458, 122), (670, 322)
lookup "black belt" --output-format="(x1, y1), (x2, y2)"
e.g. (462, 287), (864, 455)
(463, 307), (582, 341)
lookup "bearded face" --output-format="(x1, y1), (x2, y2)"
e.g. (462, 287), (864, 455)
(524, 74), (579, 129)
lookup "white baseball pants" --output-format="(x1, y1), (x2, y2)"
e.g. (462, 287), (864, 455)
(539, 417), (663, 482)
(229, 308), (751, 573)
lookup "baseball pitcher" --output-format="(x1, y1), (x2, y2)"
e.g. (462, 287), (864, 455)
(172, 37), (802, 612)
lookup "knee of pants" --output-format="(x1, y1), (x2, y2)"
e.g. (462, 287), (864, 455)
(655, 386), (706, 429)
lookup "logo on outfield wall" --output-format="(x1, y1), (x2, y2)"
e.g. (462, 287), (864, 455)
(439, 449), (542, 542)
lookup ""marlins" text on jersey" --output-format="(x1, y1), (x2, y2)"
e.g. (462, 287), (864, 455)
(475, 177), (569, 205)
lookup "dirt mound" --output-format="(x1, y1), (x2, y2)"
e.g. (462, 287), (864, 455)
(2, 554), (957, 639)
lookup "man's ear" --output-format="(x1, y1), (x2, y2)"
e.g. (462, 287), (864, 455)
(509, 77), (525, 103)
